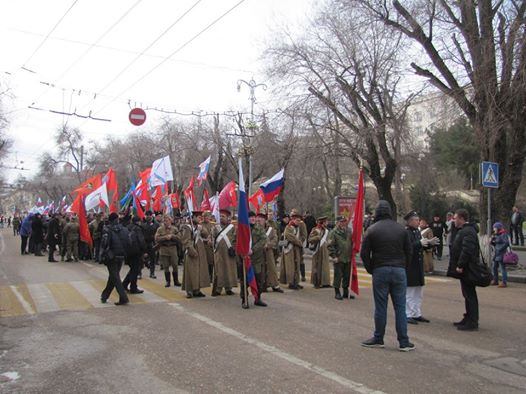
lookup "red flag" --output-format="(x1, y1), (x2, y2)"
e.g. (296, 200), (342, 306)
(248, 189), (265, 213)
(73, 174), (102, 196)
(201, 189), (211, 211)
(184, 176), (196, 211)
(350, 168), (364, 296)
(218, 181), (237, 209)
(70, 194), (93, 248)
(153, 186), (162, 212)
(132, 192), (145, 220)
(170, 192), (180, 208)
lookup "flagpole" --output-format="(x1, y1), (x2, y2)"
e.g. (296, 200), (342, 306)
(242, 257), (249, 309)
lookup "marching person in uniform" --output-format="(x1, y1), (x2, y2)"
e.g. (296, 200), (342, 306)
(211, 209), (238, 296)
(63, 216), (80, 262)
(249, 211), (268, 306)
(201, 211), (216, 283)
(328, 216), (355, 300)
(181, 211), (211, 298)
(280, 210), (303, 290)
(257, 212), (283, 293)
(308, 216), (332, 289)
(297, 211), (308, 282)
(155, 215), (181, 287)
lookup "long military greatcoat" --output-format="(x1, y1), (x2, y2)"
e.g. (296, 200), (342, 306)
(279, 224), (302, 285)
(181, 223), (210, 292)
(213, 223), (238, 288)
(264, 225), (279, 288)
(308, 226), (331, 287)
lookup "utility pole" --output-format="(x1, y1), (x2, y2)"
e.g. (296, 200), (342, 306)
(237, 78), (267, 196)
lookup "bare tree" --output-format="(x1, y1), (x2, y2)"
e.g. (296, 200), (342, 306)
(357, 0), (526, 228)
(264, 2), (415, 218)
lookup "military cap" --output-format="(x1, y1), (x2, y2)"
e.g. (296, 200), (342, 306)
(256, 212), (267, 219)
(145, 210), (153, 216)
(403, 211), (419, 221)
(220, 209), (232, 216)
(335, 215), (347, 222)
(290, 208), (302, 218)
(317, 216), (328, 222)
(192, 210), (203, 217)
(248, 211), (257, 217)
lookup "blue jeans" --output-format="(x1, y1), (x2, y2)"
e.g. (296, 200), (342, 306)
(492, 259), (508, 283)
(372, 266), (409, 346)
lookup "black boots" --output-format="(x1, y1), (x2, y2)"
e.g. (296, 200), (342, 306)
(335, 288), (343, 300)
(173, 271), (181, 287)
(343, 288), (355, 299)
(164, 272), (171, 287)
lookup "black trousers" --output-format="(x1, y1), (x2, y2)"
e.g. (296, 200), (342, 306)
(510, 224), (524, 246)
(101, 257), (128, 302)
(460, 278), (479, 324)
(434, 240), (444, 258)
(122, 254), (141, 291)
(21, 236), (28, 254)
(48, 242), (57, 261)
(146, 243), (156, 276)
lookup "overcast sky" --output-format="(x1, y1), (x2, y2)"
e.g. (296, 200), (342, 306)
(0, 0), (314, 183)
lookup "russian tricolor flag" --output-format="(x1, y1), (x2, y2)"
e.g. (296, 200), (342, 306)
(197, 156), (211, 186)
(259, 169), (284, 203)
(235, 158), (259, 301)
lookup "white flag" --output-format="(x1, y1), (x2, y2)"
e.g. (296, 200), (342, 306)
(84, 183), (109, 211)
(210, 192), (220, 223)
(150, 155), (174, 187)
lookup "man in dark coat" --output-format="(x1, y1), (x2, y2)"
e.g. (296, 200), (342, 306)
(31, 213), (45, 256)
(46, 213), (61, 262)
(430, 214), (447, 260)
(360, 200), (415, 352)
(123, 216), (147, 294)
(404, 211), (438, 324)
(141, 210), (160, 278)
(447, 209), (481, 331)
(100, 213), (131, 306)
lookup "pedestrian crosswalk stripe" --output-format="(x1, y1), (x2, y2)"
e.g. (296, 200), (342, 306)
(46, 282), (93, 311)
(0, 269), (450, 317)
(27, 283), (60, 313)
(69, 281), (112, 308)
(10, 285), (35, 315)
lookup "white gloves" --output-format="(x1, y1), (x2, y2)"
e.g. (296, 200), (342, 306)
(421, 237), (440, 247)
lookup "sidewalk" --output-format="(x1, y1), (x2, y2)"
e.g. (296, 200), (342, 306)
(431, 251), (526, 284)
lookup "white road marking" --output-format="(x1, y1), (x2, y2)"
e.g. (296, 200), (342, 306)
(26, 283), (59, 313)
(9, 285), (35, 314)
(1, 371), (20, 381)
(69, 281), (111, 308)
(169, 303), (386, 394)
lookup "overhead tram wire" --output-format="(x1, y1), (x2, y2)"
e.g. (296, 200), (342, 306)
(86, 0), (248, 122)
(74, 0), (205, 116)
(21, 0), (80, 70)
(30, 0), (144, 107)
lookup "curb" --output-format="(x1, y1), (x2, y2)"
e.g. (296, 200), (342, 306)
(432, 269), (526, 284)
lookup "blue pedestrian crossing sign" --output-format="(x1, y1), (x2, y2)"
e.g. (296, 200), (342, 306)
(481, 161), (499, 188)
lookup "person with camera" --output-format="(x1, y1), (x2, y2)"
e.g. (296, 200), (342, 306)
(211, 209), (238, 296)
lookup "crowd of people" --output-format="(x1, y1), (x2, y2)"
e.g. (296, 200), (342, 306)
(9, 202), (523, 351)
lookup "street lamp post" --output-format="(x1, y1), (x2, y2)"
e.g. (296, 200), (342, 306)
(237, 78), (267, 195)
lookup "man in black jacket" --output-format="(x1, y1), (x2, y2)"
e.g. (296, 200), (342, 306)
(123, 216), (146, 294)
(100, 213), (130, 306)
(447, 209), (480, 331)
(141, 210), (160, 278)
(46, 213), (61, 262)
(360, 201), (415, 352)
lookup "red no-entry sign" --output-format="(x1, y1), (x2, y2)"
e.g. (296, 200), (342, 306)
(129, 107), (146, 126)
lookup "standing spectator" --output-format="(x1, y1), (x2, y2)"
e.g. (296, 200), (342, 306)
(303, 211), (316, 240)
(328, 215), (354, 300)
(308, 216), (331, 290)
(445, 212), (454, 256)
(31, 213), (45, 256)
(360, 201), (414, 351)
(46, 213), (61, 262)
(12, 215), (21, 236)
(510, 206), (524, 246)
(430, 214), (447, 260)
(89, 213), (103, 263)
(141, 210), (160, 278)
(490, 222), (509, 288)
(155, 215), (181, 287)
(100, 213), (130, 305)
(447, 209), (481, 331)
(420, 218), (435, 273)
(63, 216), (80, 262)
(20, 214), (32, 255)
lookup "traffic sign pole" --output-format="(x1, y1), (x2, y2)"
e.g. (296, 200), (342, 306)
(487, 188), (491, 236)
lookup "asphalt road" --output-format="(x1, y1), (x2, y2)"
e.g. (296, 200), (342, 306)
(1, 228), (525, 394)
